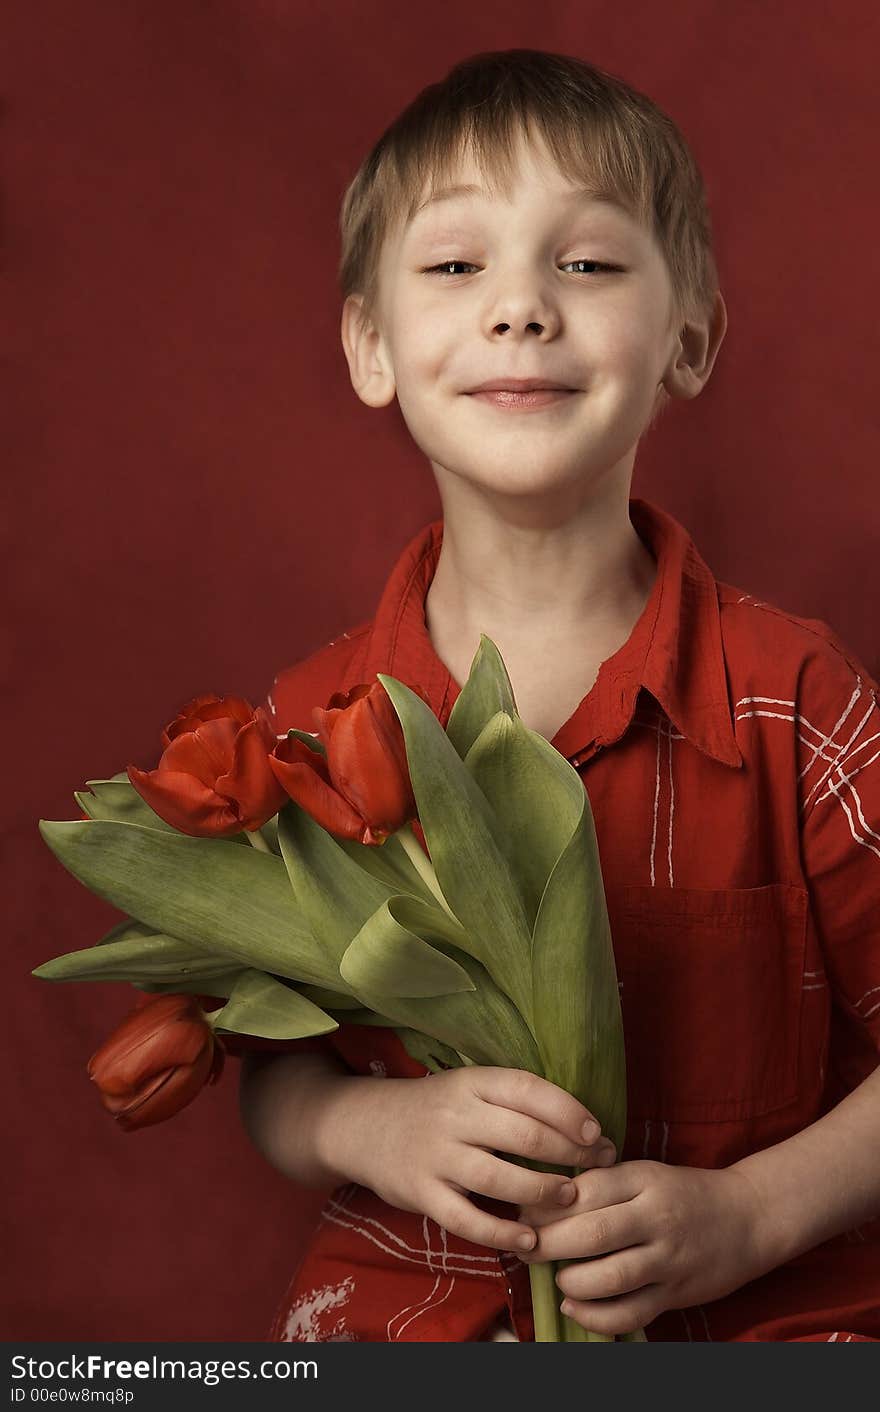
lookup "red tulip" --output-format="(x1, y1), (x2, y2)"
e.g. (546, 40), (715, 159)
(126, 693), (287, 837)
(87, 993), (225, 1131)
(269, 680), (428, 845)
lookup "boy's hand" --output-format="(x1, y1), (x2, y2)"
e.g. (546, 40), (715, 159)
(517, 1160), (768, 1335)
(315, 1065), (613, 1254)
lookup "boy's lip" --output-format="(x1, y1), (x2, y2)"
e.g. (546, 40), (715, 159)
(465, 377), (580, 392)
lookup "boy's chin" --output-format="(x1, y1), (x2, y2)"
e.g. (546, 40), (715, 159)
(439, 456), (606, 500)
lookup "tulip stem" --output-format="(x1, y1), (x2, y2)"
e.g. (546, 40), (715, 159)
(397, 823), (457, 920)
(243, 828), (271, 853)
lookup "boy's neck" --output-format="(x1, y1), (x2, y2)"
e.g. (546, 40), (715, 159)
(424, 478), (657, 662)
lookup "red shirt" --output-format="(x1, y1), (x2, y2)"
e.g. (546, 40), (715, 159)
(234, 497), (880, 1342)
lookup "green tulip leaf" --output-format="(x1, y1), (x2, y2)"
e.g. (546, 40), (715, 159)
(283, 728), (326, 756)
(298, 983), (371, 1011)
(325, 1006), (398, 1028)
(341, 927), (540, 1071)
(94, 917), (158, 946)
(527, 739), (627, 1154)
(133, 970), (244, 999)
(335, 830), (439, 906)
(77, 779), (179, 833)
(464, 710), (585, 934)
(394, 1028), (468, 1073)
(37, 817), (341, 988)
(444, 634), (519, 761)
(376, 674), (533, 1021)
(276, 799), (394, 971)
(340, 895), (476, 999)
(32, 932), (244, 985)
(210, 969), (338, 1040)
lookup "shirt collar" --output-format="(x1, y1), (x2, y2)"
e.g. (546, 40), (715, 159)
(343, 497), (743, 770)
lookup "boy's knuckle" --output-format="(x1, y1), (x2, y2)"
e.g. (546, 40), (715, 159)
(590, 1216), (611, 1249)
(520, 1125), (544, 1157)
(511, 1068), (536, 1097)
(532, 1175), (551, 1203)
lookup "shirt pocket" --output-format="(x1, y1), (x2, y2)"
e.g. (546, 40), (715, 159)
(605, 881), (809, 1124)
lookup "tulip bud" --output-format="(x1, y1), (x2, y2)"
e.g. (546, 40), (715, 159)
(270, 679), (428, 845)
(86, 993), (225, 1131)
(126, 694), (287, 837)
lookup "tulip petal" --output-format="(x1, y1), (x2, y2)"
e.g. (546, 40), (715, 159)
(97, 1066), (174, 1116)
(88, 998), (211, 1093)
(162, 695), (255, 748)
(269, 740), (367, 840)
(326, 687), (415, 834)
(126, 764), (241, 836)
(207, 1040), (225, 1084)
(159, 717), (239, 789)
(217, 716), (288, 831)
(113, 1046), (215, 1129)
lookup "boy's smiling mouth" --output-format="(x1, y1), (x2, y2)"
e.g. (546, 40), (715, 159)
(463, 376), (582, 411)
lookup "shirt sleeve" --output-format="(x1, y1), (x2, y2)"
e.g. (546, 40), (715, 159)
(796, 625), (880, 1087)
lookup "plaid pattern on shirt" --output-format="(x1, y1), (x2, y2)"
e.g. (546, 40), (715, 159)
(225, 498), (880, 1342)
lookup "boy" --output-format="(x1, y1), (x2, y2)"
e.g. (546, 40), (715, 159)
(237, 50), (880, 1342)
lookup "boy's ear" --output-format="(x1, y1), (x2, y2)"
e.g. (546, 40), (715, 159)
(661, 290), (728, 401)
(340, 294), (396, 408)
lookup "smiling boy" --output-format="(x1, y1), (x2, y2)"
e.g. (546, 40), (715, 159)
(345, 131), (689, 747)
(238, 51), (880, 1342)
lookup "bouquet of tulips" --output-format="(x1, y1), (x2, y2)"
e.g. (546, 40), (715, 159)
(34, 635), (640, 1342)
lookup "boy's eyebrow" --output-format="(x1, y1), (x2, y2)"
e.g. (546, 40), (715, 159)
(411, 182), (629, 221)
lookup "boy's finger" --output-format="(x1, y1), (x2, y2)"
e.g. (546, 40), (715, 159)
(518, 1142), (616, 1224)
(469, 1066), (602, 1145)
(435, 1185), (538, 1254)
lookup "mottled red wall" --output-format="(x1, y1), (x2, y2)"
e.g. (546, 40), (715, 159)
(7, 0), (878, 1339)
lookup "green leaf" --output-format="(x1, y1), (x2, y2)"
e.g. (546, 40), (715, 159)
(32, 932), (244, 985)
(338, 904), (539, 1070)
(37, 817), (341, 988)
(464, 711), (585, 934)
(444, 634), (518, 760)
(134, 970), (244, 999)
(340, 894), (476, 998)
(394, 1029), (467, 1073)
(528, 741), (627, 1153)
(94, 917), (158, 946)
(210, 969), (338, 1040)
(376, 673), (533, 1021)
(298, 984), (370, 1011)
(335, 831), (439, 906)
(276, 799), (392, 972)
(283, 728), (326, 755)
(77, 779), (179, 833)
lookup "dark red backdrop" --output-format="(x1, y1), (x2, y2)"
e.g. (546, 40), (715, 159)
(6, 1), (879, 1340)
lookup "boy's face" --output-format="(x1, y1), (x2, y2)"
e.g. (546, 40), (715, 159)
(343, 129), (723, 504)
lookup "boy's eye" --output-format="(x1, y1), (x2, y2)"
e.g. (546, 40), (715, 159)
(424, 260), (479, 277)
(423, 259), (617, 278)
(561, 259), (617, 276)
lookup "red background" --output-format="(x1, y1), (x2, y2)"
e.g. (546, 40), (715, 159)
(6, 1), (879, 1340)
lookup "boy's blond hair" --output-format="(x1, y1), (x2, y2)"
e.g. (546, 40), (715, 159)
(339, 48), (719, 345)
